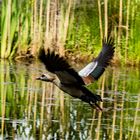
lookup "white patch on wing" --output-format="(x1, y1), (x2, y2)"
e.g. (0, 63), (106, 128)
(78, 61), (98, 77)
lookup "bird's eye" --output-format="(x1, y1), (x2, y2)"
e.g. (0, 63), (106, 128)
(41, 74), (45, 77)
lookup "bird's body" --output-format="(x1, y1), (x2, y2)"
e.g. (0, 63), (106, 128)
(39, 74), (102, 110)
(54, 80), (100, 101)
(58, 83), (84, 98)
(47, 76), (84, 98)
(36, 38), (115, 110)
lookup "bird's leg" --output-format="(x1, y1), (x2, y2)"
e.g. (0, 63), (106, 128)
(95, 102), (102, 111)
(89, 101), (102, 111)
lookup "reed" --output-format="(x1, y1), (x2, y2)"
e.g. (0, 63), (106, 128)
(39, 83), (46, 140)
(104, 0), (108, 38)
(0, 61), (7, 139)
(97, 0), (103, 42)
(125, 0), (130, 64)
(1, 0), (140, 64)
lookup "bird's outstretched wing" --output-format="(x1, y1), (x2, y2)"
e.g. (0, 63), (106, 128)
(79, 38), (115, 85)
(38, 49), (85, 85)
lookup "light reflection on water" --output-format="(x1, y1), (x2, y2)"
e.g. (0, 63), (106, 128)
(0, 60), (140, 140)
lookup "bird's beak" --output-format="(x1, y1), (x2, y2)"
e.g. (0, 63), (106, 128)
(36, 77), (41, 80)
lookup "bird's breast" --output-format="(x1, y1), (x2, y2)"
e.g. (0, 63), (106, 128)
(59, 84), (83, 98)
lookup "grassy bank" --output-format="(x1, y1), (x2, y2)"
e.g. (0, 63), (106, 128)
(0, 0), (140, 65)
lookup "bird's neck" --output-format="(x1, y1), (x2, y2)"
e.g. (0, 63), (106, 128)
(52, 79), (61, 87)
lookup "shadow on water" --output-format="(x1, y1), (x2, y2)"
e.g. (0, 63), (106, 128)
(0, 60), (140, 140)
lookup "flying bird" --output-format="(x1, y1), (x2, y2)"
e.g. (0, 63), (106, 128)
(36, 38), (115, 111)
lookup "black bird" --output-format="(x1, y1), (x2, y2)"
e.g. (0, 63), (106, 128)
(36, 38), (115, 111)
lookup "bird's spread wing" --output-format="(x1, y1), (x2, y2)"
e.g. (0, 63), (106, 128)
(79, 38), (115, 85)
(38, 49), (85, 85)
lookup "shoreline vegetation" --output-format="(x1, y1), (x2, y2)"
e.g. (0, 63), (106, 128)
(0, 0), (140, 66)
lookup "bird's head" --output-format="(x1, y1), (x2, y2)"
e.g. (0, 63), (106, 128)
(36, 74), (55, 82)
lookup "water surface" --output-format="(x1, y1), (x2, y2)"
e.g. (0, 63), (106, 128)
(0, 60), (140, 140)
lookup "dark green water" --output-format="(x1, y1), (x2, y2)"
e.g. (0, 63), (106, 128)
(0, 60), (140, 140)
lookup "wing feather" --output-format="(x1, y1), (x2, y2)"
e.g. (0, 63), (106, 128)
(79, 38), (115, 84)
(38, 48), (85, 85)
(79, 62), (98, 77)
